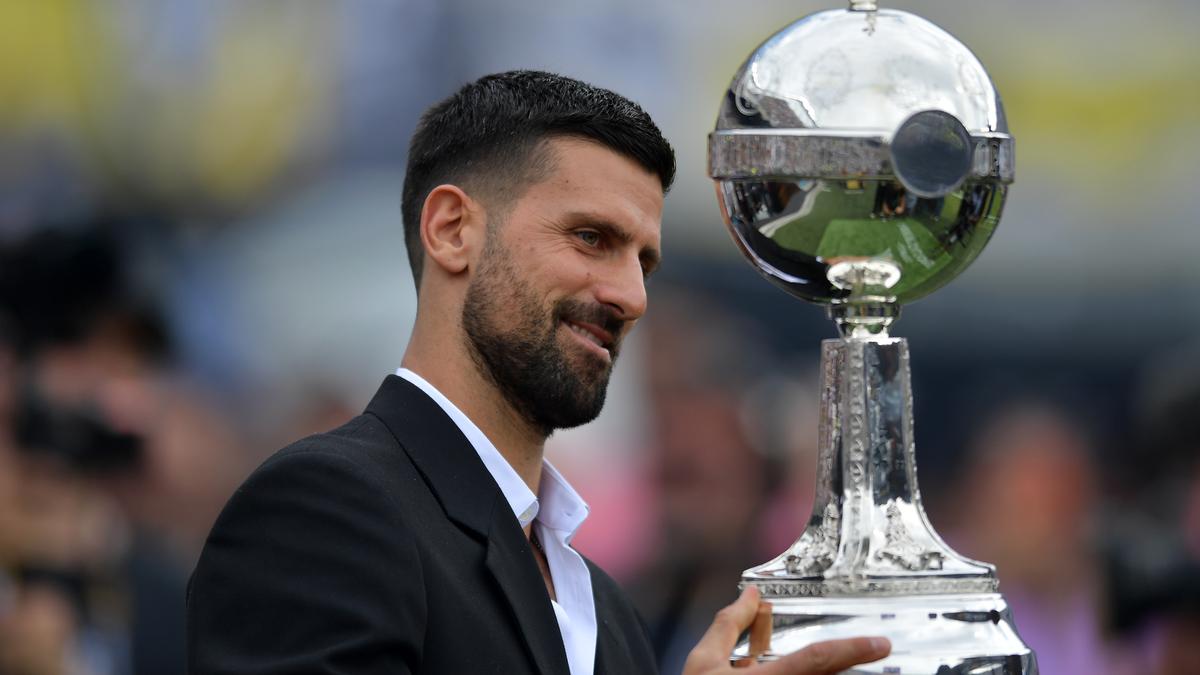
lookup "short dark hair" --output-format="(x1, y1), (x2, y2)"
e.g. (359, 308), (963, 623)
(401, 70), (676, 287)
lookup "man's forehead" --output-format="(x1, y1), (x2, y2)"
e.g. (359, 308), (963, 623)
(541, 138), (664, 191)
(538, 141), (663, 210)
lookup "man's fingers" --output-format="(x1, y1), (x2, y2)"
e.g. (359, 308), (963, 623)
(684, 589), (891, 675)
(685, 586), (763, 667)
(759, 637), (891, 675)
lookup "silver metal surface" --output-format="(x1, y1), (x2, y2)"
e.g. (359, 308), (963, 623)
(733, 340), (1036, 672)
(708, 129), (1013, 183)
(743, 340), (995, 597)
(712, 9), (1008, 136)
(731, 594), (1036, 674)
(709, 3), (1013, 338)
(708, 2), (1036, 672)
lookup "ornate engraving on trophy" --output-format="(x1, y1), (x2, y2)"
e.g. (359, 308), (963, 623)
(846, 343), (867, 533)
(784, 503), (840, 576)
(751, 576), (998, 599)
(876, 502), (945, 572)
(709, 1), (1037, 672)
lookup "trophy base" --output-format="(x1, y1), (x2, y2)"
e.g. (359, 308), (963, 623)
(731, 593), (1037, 674)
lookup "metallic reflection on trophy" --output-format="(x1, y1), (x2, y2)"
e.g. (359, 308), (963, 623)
(708, 2), (1036, 672)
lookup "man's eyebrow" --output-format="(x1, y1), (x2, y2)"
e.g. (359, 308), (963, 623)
(564, 213), (633, 243)
(565, 212), (661, 274)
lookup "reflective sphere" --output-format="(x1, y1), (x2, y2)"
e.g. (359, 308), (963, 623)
(709, 7), (1014, 333)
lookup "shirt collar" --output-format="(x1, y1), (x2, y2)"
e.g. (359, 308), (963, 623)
(538, 459), (590, 545)
(396, 368), (588, 538)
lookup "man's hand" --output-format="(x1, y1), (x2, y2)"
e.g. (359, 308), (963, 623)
(683, 586), (891, 675)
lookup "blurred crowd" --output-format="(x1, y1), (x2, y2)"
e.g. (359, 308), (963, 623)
(3, 1), (1200, 674)
(0, 229), (234, 674)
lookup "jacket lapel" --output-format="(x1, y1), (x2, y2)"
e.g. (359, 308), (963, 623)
(365, 375), (570, 675)
(484, 509), (572, 675)
(591, 584), (632, 675)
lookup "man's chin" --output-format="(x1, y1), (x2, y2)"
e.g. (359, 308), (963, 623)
(572, 359), (614, 394)
(534, 376), (610, 432)
(545, 399), (606, 432)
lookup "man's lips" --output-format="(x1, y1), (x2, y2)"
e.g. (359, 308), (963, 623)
(563, 319), (615, 360)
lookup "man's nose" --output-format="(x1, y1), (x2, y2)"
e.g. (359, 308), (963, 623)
(594, 254), (648, 321)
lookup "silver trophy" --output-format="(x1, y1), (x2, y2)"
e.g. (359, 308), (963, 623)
(708, 2), (1035, 673)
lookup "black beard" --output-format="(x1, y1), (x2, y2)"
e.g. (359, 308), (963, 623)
(462, 243), (624, 437)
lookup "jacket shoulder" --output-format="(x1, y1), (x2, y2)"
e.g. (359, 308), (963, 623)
(187, 413), (428, 674)
(270, 412), (400, 472)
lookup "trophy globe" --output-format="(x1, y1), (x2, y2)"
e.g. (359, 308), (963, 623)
(708, 2), (1036, 672)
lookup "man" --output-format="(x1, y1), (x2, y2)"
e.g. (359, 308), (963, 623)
(187, 71), (890, 674)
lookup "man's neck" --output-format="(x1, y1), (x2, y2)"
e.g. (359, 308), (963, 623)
(401, 352), (547, 495)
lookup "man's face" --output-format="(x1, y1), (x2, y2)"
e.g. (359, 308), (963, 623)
(462, 138), (664, 436)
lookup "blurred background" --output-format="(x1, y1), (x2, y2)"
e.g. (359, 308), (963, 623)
(2, 0), (1199, 673)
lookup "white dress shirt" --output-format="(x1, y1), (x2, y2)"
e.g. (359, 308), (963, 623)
(396, 368), (597, 675)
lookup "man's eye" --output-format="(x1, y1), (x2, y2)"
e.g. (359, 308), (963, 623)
(576, 231), (601, 247)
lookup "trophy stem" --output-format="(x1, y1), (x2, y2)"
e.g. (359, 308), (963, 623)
(745, 336), (993, 593)
(733, 336), (1037, 672)
(828, 302), (900, 340)
(825, 260), (901, 339)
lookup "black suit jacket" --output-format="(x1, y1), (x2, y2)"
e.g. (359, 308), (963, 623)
(187, 375), (657, 674)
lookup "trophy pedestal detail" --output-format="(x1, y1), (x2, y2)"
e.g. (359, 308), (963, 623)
(731, 594), (1036, 674)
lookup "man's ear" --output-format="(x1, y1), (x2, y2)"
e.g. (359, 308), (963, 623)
(420, 184), (484, 276)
